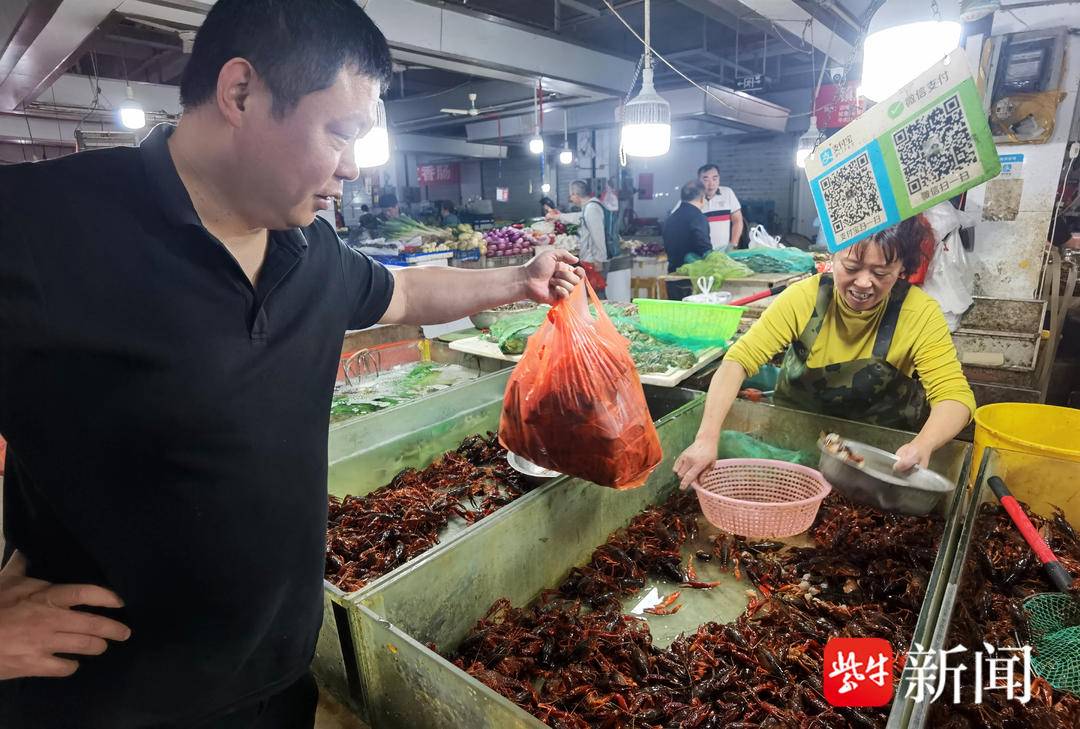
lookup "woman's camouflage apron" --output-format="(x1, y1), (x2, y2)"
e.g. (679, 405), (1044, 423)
(774, 275), (929, 431)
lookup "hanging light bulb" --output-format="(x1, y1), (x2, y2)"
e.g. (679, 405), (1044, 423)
(860, 0), (962, 103)
(118, 85), (146, 131)
(355, 99), (390, 168)
(541, 182), (552, 194)
(620, 0), (670, 158)
(796, 117), (820, 169)
(559, 109), (573, 165)
(528, 81), (545, 155)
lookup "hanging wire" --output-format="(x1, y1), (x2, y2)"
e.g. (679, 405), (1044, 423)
(75, 51), (105, 134)
(50, 87), (63, 146)
(807, 0), (887, 130)
(604, 0), (825, 119)
(1039, 150), (1078, 298)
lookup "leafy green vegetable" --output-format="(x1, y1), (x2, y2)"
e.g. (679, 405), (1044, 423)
(675, 251), (754, 288)
(728, 248), (814, 274)
(487, 307), (699, 374)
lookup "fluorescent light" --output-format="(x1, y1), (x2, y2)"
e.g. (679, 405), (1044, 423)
(356, 99), (390, 168)
(621, 65), (670, 158)
(861, 0), (962, 103)
(620, 0), (671, 158)
(621, 121), (671, 158)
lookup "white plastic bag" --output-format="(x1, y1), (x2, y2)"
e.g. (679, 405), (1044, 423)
(683, 276), (733, 304)
(921, 230), (974, 331)
(748, 224), (783, 249)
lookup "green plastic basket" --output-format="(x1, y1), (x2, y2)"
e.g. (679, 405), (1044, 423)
(633, 298), (745, 348)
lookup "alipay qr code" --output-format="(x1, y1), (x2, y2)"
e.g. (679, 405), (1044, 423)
(892, 94), (979, 203)
(819, 152), (887, 238)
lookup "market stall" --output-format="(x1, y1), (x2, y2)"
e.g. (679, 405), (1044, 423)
(340, 400), (972, 728)
(314, 368), (705, 711)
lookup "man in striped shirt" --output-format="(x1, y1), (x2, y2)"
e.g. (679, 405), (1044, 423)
(697, 163), (744, 250)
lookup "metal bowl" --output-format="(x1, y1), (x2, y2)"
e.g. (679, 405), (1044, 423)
(817, 435), (955, 516)
(506, 451), (562, 485)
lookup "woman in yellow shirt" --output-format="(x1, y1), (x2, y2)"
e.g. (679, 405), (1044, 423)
(675, 216), (975, 488)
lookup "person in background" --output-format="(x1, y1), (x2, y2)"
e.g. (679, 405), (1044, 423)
(674, 216), (974, 490)
(547, 179), (608, 291)
(357, 203), (380, 235)
(697, 163), (743, 250)
(540, 196), (558, 217)
(601, 177), (620, 213)
(378, 192), (400, 220)
(440, 201), (460, 228)
(546, 180), (607, 267)
(663, 180), (712, 273)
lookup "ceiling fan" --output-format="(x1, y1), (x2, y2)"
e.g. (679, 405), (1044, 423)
(440, 93), (493, 117)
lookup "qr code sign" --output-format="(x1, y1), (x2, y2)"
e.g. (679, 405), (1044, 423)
(893, 94), (979, 202)
(819, 152), (887, 238)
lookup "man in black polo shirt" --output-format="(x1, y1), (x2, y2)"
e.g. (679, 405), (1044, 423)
(0, 1), (580, 727)
(663, 180), (713, 273)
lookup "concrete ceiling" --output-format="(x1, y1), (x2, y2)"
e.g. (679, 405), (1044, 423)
(0, 0), (873, 151)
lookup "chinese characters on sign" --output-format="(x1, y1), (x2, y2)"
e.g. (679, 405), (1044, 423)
(736, 74), (764, 92)
(416, 163), (461, 185)
(918, 169), (971, 202)
(822, 639), (1034, 708)
(999, 153), (1025, 178)
(905, 71), (952, 109)
(815, 83), (863, 129)
(903, 643), (1033, 706)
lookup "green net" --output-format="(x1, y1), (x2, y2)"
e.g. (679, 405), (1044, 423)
(675, 251), (754, 289)
(716, 431), (817, 467)
(728, 248), (816, 274)
(1024, 593), (1080, 695)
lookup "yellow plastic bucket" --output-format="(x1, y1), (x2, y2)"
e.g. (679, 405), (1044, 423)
(972, 404), (1080, 520)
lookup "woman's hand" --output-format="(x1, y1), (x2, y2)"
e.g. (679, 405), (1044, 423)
(674, 437), (717, 490)
(894, 440), (932, 472)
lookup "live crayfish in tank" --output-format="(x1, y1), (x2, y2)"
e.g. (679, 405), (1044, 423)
(325, 433), (540, 592)
(444, 490), (952, 728)
(928, 502), (1080, 729)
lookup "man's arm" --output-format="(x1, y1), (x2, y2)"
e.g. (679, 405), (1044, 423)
(730, 209), (745, 247)
(380, 250), (581, 325)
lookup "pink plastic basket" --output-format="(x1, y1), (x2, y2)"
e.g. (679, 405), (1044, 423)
(692, 458), (832, 539)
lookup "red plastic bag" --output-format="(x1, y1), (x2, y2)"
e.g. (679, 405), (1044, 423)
(499, 280), (662, 489)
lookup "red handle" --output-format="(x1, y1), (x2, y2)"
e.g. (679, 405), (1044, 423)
(730, 284), (787, 307)
(999, 495), (1057, 564)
